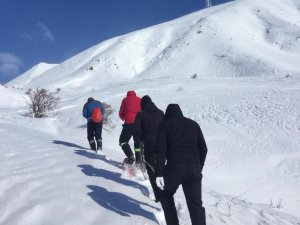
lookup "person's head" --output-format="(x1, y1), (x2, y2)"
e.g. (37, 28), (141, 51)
(140, 95), (152, 110)
(87, 97), (94, 102)
(164, 104), (183, 119)
(126, 90), (136, 96)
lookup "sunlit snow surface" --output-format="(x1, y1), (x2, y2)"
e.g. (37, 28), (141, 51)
(1, 0), (300, 224)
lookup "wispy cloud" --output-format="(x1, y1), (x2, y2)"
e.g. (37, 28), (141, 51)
(21, 22), (55, 43)
(36, 22), (55, 42)
(0, 52), (23, 79)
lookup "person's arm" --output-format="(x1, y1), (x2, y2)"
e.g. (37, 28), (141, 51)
(82, 103), (88, 119)
(197, 124), (207, 169)
(119, 99), (126, 121)
(155, 123), (168, 177)
(134, 112), (143, 142)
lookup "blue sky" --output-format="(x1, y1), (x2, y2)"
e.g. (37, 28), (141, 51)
(0, 0), (232, 83)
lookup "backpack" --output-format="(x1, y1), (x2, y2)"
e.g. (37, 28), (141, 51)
(91, 107), (102, 123)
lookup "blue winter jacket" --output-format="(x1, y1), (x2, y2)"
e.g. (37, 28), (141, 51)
(82, 100), (105, 122)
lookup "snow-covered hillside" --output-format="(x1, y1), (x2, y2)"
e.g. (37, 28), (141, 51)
(1, 76), (300, 225)
(8, 62), (57, 87)
(7, 0), (300, 90)
(0, 84), (25, 107)
(1, 0), (300, 224)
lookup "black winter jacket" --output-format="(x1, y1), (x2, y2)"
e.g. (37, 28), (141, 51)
(135, 101), (164, 151)
(155, 104), (207, 177)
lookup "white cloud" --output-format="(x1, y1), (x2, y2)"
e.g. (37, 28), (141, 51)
(36, 22), (55, 42)
(0, 53), (23, 78)
(21, 22), (55, 43)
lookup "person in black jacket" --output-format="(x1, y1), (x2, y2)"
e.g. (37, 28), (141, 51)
(155, 104), (207, 225)
(135, 95), (164, 201)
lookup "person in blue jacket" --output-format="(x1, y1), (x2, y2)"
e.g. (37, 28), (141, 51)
(82, 97), (105, 152)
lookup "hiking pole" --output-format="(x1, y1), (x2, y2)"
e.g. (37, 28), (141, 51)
(139, 142), (148, 180)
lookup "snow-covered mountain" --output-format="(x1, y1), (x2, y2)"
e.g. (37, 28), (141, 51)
(8, 0), (300, 90)
(7, 62), (57, 87)
(1, 0), (300, 224)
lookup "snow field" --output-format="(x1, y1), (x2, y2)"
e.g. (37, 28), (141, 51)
(1, 0), (300, 223)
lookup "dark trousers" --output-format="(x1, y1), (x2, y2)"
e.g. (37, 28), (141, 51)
(160, 164), (206, 225)
(119, 124), (139, 158)
(144, 145), (164, 202)
(87, 121), (103, 149)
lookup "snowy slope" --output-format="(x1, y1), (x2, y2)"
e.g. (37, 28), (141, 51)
(1, 76), (300, 225)
(7, 62), (57, 87)
(1, 0), (300, 224)
(0, 85), (25, 107)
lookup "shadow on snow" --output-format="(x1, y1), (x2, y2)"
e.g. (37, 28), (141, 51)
(52, 140), (122, 170)
(75, 149), (123, 170)
(53, 140), (158, 222)
(52, 140), (87, 150)
(87, 185), (158, 222)
(78, 164), (149, 197)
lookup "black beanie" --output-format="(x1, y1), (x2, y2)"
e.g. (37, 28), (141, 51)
(141, 95), (152, 109)
(88, 97), (94, 102)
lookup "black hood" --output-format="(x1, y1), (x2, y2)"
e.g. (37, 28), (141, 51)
(141, 95), (152, 110)
(164, 104), (183, 119)
(142, 101), (158, 112)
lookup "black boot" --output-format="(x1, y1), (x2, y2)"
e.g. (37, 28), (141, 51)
(89, 139), (96, 151)
(96, 139), (102, 151)
(123, 156), (135, 165)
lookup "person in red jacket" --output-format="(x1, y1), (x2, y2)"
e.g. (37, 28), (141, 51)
(119, 90), (141, 165)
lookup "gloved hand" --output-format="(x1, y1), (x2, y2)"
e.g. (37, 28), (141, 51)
(156, 177), (165, 190)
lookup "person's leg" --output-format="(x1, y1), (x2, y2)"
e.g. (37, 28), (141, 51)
(133, 130), (141, 164)
(182, 165), (206, 225)
(160, 194), (179, 225)
(145, 152), (163, 201)
(87, 122), (96, 151)
(119, 124), (134, 160)
(159, 165), (183, 225)
(95, 122), (103, 150)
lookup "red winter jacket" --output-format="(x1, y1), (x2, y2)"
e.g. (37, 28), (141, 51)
(119, 91), (141, 124)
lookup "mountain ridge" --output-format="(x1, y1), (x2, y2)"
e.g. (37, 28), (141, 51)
(7, 0), (300, 90)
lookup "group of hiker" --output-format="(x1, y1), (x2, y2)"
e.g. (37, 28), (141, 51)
(82, 91), (208, 225)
